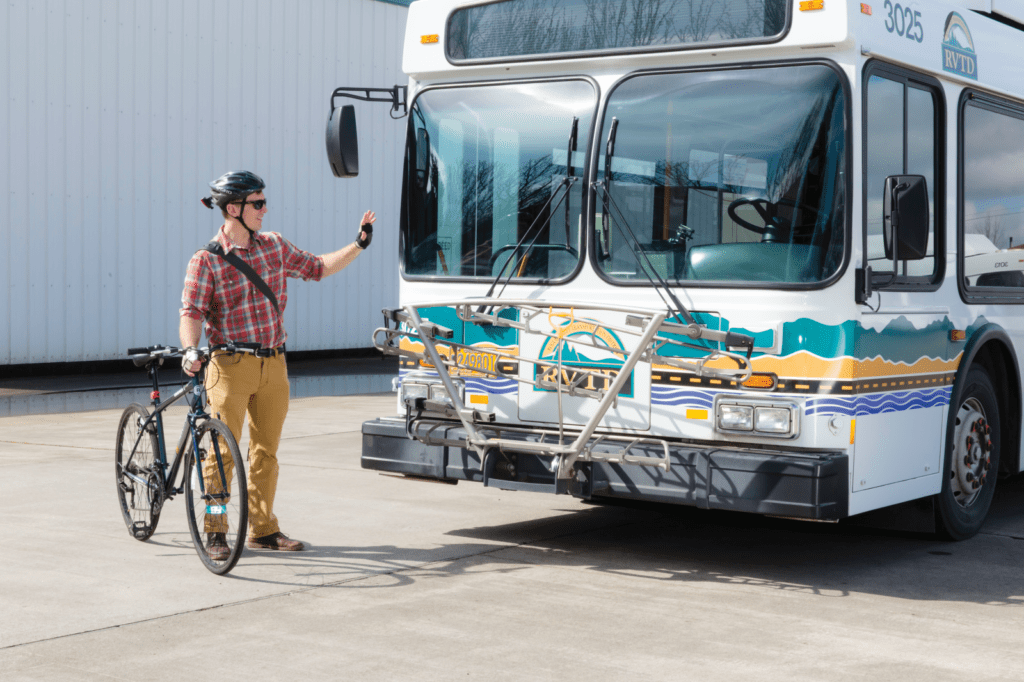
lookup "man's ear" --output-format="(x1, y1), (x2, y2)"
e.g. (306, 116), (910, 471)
(226, 203), (240, 218)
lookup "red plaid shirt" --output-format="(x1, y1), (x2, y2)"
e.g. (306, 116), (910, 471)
(180, 227), (324, 347)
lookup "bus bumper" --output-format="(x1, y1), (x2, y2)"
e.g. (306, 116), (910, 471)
(362, 418), (848, 521)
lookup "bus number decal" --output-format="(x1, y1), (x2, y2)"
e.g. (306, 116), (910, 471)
(884, 1), (924, 43)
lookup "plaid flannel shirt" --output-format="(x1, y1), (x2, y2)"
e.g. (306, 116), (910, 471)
(180, 227), (324, 347)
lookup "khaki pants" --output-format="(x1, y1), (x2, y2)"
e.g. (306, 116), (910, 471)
(203, 352), (289, 538)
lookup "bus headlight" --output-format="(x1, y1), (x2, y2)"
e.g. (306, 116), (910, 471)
(430, 384), (454, 405)
(399, 373), (465, 411)
(401, 381), (429, 402)
(754, 407), (791, 434)
(718, 404), (753, 431)
(715, 398), (799, 438)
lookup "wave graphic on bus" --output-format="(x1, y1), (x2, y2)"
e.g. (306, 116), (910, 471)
(463, 377), (518, 395)
(650, 388), (716, 408)
(805, 388), (953, 417)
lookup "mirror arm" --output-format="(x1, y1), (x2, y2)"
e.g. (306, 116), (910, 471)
(855, 266), (873, 305)
(330, 85), (408, 118)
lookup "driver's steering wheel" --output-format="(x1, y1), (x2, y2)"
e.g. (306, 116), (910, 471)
(727, 197), (816, 243)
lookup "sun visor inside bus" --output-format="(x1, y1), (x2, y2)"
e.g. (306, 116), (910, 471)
(326, 105), (359, 179)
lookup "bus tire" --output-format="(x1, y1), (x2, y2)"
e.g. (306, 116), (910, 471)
(935, 366), (1000, 541)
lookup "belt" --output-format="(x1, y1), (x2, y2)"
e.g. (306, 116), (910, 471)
(254, 344), (286, 358)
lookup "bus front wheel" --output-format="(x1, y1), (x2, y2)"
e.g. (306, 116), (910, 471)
(936, 366), (1001, 540)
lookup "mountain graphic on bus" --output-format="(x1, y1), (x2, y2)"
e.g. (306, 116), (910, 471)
(662, 314), (961, 366)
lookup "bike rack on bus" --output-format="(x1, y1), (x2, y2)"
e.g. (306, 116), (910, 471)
(373, 299), (754, 482)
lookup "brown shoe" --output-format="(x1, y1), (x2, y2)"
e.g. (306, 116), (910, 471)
(246, 531), (305, 551)
(207, 533), (230, 561)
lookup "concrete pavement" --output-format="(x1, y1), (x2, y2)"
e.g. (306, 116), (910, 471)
(3, 382), (1024, 680)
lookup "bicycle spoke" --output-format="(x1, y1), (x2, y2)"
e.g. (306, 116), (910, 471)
(184, 419), (248, 575)
(115, 403), (162, 541)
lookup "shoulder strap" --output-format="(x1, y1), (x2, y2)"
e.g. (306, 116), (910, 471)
(201, 241), (281, 315)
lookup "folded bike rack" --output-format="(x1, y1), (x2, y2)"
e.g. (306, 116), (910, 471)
(373, 299), (754, 482)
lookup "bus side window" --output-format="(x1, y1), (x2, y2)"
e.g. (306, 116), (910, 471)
(962, 101), (1024, 293)
(864, 65), (941, 284)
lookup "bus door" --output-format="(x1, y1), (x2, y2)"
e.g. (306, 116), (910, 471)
(854, 62), (950, 493)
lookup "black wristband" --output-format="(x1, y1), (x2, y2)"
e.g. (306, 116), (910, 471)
(356, 222), (373, 249)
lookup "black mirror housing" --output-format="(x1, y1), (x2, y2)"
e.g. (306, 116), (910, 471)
(414, 127), (430, 189)
(883, 174), (929, 261)
(326, 105), (359, 178)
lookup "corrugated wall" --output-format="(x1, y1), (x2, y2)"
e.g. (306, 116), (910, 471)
(1, 0), (408, 365)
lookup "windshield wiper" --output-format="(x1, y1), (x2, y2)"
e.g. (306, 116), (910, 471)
(599, 117), (617, 260)
(594, 119), (754, 356)
(477, 174), (576, 312)
(597, 117), (693, 327)
(564, 116), (579, 246)
(596, 183), (754, 356)
(477, 117), (582, 312)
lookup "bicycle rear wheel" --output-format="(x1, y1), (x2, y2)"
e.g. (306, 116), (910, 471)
(184, 418), (248, 575)
(115, 403), (163, 541)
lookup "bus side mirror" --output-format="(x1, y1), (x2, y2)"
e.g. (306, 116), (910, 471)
(883, 174), (929, 260)
(326, 105), (359, 178)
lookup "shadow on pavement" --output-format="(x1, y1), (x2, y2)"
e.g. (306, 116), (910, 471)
(441, 478), (1024, 607)
(205, 476), (1024, 606)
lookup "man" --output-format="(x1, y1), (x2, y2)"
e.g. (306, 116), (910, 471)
(180, 170), (374, 556)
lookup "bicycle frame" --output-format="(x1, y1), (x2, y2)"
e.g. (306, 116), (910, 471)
(120, 361), (224, 506)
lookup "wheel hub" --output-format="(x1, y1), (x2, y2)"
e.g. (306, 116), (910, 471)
(952, 398), (992, 508)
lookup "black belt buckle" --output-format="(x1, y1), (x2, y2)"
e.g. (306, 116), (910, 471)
(255, 345), (285, 358)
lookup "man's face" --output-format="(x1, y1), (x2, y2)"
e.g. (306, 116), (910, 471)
(229, 191), (267, 230)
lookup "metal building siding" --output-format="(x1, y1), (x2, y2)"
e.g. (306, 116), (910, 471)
(1, 0), (407, 365)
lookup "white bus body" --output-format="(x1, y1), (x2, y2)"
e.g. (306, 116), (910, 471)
(353, 0), (1024, 539)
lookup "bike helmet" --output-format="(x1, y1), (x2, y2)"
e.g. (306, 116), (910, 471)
(201, 171), (266, 234)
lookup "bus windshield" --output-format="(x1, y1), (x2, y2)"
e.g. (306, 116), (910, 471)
(596, 64), (847, 285)
(403, 80), (596, 281)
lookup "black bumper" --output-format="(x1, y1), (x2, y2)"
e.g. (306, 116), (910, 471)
(362, 418), (848, 521)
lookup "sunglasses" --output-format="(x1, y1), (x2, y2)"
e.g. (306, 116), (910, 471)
(232, 199), (267, 210)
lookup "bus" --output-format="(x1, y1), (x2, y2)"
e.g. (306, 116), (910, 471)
(328, 0), (1024, 540)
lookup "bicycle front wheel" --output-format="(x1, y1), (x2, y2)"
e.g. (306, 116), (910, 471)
(115, 403), (162, 541)
(184, 418), (248, 575)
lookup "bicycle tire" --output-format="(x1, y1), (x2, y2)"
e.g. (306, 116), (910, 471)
(184, 418), (248, 575)
(115, 403), (163, 541)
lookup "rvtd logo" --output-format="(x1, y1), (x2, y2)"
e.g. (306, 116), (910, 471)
(942, 12), (978, 80)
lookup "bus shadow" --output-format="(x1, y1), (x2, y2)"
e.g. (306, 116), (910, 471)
(232, 478), (1024, 605)
(435, 476), (1024, 606)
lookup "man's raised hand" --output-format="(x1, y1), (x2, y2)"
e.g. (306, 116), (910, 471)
(357, 210), (376, 249)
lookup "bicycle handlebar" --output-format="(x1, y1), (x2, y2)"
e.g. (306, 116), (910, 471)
(126, 343), (263, 368)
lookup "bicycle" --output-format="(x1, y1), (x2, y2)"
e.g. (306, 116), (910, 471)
(114, 343), (257, 575)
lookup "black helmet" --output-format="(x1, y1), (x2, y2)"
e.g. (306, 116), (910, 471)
(200, 170), (265, 210)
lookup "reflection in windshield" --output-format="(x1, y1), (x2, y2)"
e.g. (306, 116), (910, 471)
(597, 65), (846, 285)
(403, 82), (595, 280)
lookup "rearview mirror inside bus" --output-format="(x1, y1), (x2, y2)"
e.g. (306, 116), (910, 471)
(326, 104), (359, 178)
(883, 174), (929, 261)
